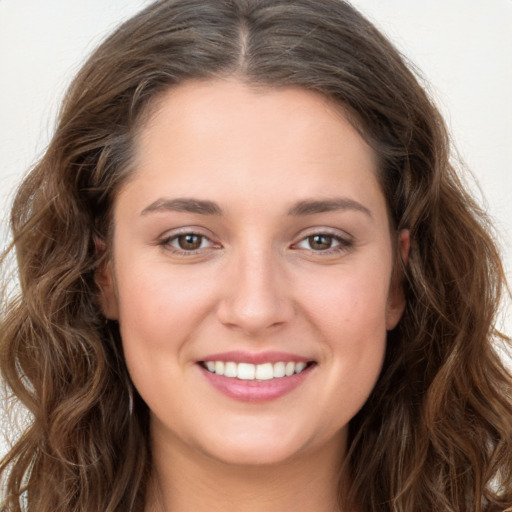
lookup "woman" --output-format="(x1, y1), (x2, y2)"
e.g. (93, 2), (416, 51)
(1, 0), (511, 510)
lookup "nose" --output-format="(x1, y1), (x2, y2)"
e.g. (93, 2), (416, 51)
(216, 247), (295, 336)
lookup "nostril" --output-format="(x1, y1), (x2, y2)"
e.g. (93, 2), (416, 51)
(216, 298), (293, 334)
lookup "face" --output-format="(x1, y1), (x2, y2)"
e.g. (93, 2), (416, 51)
(99, 79), (408, 467)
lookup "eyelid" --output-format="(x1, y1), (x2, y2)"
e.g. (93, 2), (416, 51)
(158, 228), (221, 255)
(156, 226), (353, 256)
(291, 228), (354, 253)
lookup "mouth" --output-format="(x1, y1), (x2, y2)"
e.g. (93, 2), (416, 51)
(197, 355), (317, 402)
(199, 360), (316, 381)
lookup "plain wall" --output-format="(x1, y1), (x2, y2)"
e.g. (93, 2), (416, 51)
(1, 0), (511, 456)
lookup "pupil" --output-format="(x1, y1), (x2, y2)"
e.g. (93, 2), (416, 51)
(179, 234), (201, 250)
(310, 235), (332, 250)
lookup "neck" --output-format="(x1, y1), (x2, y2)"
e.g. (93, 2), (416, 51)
(145, 426), (347, 512)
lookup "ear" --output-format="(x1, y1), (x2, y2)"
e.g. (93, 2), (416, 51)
(385, 229), (410, 330)
(94, 238), (119, 320)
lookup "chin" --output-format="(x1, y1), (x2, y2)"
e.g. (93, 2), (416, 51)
(203, 439), (305, 467)
(194, 419), (342, 468)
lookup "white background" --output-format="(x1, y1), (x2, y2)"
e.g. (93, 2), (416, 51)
(1, 0), (511, 455)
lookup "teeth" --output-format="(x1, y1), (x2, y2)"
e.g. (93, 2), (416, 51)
(215, 361), (225, 376)
(237, 363), (255, 380)
(273, 362), (286, 378)
(203, 361), (310, 380)
(255, 363), (273, 381)
(224, 361), (237, 378)
(294, 362), (307, 374)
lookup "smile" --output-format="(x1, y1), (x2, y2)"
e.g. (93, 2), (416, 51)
(198, 355), (317, 402)
(201, 360), (310, 381)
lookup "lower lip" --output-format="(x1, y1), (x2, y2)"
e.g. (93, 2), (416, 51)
(199, 364), (315, 403)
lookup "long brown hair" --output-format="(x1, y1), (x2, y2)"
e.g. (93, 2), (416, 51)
(1, 1), (511, 510)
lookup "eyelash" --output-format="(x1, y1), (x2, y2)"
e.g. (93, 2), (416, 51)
(158, 230), (353, 256)
(158, 231), (218, 255)
(293, 232), (353, 255)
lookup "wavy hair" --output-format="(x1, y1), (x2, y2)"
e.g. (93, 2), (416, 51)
(1, 0), (511, 510)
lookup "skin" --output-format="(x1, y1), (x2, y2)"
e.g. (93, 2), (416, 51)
(98, 79), (409, 512)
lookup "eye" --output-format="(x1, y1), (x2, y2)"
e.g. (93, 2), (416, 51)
(294, 232), (351, 253)
(175, 234), (206, 251)
(160, 232), (217, 253)
(304, 234), (336, 251)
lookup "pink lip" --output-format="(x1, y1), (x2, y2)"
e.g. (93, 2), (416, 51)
(198, 362), (316, 403)
(199, 350), (312, 365)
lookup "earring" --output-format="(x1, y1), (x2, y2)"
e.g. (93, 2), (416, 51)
(128, 381), (134, 416)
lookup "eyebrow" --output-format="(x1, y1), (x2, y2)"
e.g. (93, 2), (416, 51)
(287, 198), (372, 218)
(141, 198), (223, 216)
(140, 196), (372, 218)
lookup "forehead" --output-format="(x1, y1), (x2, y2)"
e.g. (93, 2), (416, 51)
(138, 79), (370, 163)
(119, 79), (386, 222)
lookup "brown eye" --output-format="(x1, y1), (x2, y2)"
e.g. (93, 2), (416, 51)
(177, 234), (203, 250)
(307, 234), (334, 250)
(160, 231), (218, 255)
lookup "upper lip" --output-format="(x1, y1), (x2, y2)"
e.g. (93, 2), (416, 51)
(199, 351), (313, 365)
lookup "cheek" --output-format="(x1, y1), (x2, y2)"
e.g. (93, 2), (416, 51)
(116, 254), (216, 330)
(301, 258), (391, 336)
(325, 274), (388, 377)
(297, 259), (390, 398)
(113, 260), (219, 422)
(112, 258), (214, 378)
